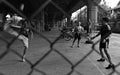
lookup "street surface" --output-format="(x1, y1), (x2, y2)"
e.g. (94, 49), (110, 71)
(0, 30), (120, 75)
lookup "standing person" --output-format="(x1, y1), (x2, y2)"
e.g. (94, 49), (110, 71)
(91, 17), (114, 69)
(71, 21), (84, 47)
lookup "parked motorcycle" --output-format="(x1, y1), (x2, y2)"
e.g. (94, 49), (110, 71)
(60, 30), (73, 41)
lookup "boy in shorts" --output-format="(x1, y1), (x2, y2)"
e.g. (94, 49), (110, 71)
(91, 17), (114, 69)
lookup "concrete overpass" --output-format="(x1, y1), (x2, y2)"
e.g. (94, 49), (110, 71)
(0, 0), (101, 32)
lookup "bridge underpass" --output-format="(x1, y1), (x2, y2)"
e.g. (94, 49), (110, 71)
(2, 0), (120, 75)
(0, 0), (101, 32)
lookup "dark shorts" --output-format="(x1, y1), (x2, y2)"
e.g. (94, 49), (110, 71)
(74, 33), (81, 39)
(100, 39), (109, 48)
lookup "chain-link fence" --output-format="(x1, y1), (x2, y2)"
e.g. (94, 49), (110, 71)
(0, 0), (120, 75)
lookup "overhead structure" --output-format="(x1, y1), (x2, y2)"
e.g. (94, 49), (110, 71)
(0, 0), (101, 32)
(0, 0), (100, 19)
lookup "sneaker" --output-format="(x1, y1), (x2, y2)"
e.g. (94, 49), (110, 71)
(22, 58), (26, 62)
(105, 64), (115, 69)
(97, 58), (105, 62)
(22, 55), (26, 62)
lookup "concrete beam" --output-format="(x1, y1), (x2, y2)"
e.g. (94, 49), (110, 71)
(68, 0), (85, 14)
(69, 0), (101, 14)
(2, 0), (27, 18)
(31, 0), (51, 19)
(50, 0), (71, 18)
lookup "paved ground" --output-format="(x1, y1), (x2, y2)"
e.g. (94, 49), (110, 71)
(0, 30), (120, 75)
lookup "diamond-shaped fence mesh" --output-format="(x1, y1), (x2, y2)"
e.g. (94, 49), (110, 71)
(0, 0), (120, 75)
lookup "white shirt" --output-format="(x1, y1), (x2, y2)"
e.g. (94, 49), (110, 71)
(77, 26), (84, 33)
(12, 15), (23, 22)
(73, 25), (84, 34)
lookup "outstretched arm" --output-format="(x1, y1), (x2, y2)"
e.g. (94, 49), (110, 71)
(91, 31), (101, 40)
(11, 24), (21, 28)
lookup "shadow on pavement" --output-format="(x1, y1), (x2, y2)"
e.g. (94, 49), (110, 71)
(0, 73), (4, 75)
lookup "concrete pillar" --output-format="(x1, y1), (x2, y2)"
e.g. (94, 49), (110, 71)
(41, 9), (45, 31)
(87, 0), (98, 33)
(37, 20), (41, 32)
(67, 13), (72, 27)
(67, 17), (70, 27)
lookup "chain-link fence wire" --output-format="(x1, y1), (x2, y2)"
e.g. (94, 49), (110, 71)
(90, 0), (120, 75)
(0, 0), (120, 75)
